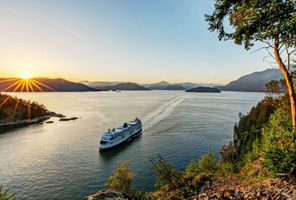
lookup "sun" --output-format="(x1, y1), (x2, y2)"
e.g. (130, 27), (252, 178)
(20, 73), (31, 80)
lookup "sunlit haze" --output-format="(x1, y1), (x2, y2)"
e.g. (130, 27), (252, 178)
(0, 0), (269, 84)
(21, 73), (31, 80)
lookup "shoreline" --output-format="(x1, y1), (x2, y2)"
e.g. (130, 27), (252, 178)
(0, 112), (66, 132)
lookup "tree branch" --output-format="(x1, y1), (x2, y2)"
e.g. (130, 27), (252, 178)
(250, 46), (269, 55)
(266, 48), (275, 60)
(285, 45), (291, 71)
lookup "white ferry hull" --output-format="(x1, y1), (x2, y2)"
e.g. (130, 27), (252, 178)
(99, 128), (142, 151)
(99, 119), (142, 151)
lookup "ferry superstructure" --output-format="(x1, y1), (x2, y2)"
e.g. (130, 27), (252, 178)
(99, 118), (142, 151)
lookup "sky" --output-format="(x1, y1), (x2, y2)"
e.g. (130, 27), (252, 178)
(0, 0), (271, 84)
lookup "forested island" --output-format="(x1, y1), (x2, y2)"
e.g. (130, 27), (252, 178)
(186, 86), (221, 93)
(0, 93), (51, 130)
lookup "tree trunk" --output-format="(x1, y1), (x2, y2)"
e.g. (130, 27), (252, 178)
(274, 35), (296, 132)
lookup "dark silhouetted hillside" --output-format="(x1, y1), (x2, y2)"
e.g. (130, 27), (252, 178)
(218, 69), (282, 92)
(99, 82), (151, 91)
(165, 84), (185, 90)
(0, 78), (99, 92)
(186, 86), (221, 93)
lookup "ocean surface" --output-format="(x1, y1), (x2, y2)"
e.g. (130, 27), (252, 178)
(0, 91), (265, 200)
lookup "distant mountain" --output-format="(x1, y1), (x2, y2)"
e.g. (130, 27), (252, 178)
(186, 86), (221, 93)
(164, 84), (185, 90)
(143, 81), (220, 90)
(98, 82), (151, 91)
(143, 81), (171, 90)
(0, 78), (99, 92)
(218, 68), (283, 92)
(80, 81), (121, 89)
(82, 80), (222, 91)
(178, 82), (200, 90)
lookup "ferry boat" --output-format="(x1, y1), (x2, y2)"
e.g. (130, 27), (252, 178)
(99, 118), (142, 151)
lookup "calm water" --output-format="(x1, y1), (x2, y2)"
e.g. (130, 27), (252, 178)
(0, 91), (264, 199)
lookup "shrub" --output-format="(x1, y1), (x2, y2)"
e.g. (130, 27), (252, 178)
(184, 160), (199, 175)
(217, 162), (235, 176)
(262, 109), (296, 174)
(220, 98), (276, 170)
(0, 184), (16, 200)
(185, 153), (218, 177)
(150, 156), (181, 189)
(151, 186), (184, 200)
(128, 191), (154, 200)
(220, 142), (237, 163)
(151, 173), (213, 200)
(197, 152), (217, 175)
(107, 161), (135, 195)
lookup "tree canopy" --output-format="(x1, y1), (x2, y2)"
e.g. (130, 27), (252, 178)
(206, 0), (296, 131)
(205, 0), (296, 49)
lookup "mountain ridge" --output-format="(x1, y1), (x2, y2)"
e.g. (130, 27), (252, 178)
(0, 68), (282, 92)
(0, 77), (99, 92)
(218, 68), (282, 92)
(95, 82), (151, 91)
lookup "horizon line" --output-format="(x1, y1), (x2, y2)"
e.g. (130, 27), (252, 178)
(0, 76), (226, 85)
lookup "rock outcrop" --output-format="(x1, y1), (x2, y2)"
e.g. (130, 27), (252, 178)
(85, 190), (127, 200)
(190, 178), (296, 200)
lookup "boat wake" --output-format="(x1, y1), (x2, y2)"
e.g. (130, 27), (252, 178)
(142, 96), (185, 131)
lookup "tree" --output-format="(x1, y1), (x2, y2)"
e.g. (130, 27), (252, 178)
(205, 0), (296, 131)
(262, 109), (296, 173)
(150, 156), (181, 189)
(107, 161), (135, 195)
(266, 80), (287, 97)
(196, 152), (217, 175)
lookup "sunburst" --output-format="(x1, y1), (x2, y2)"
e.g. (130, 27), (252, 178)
(0, 77), (55, 93)
(0, 77), (55, 120)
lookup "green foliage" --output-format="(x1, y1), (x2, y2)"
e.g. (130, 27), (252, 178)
(266, 80), (287, 96)
(262, 109), (296, 173)
(243, 138), (261, 165)
(205, 0), (296, 50)
(0, 184), (16, 200)
(150, 156), (181, 189)
(106, 161), (154, 200)
(128, 191), (154, 200)
(219, 93), (296, 175)
(206, 0), (296, 175)
(235, 99), (274, 134)
(196, 152), (217, 175)
(217, 162), (235, 176)
(107, 161), (135, 195)
(220, 98), (275, 170)
(185, 152), (219, 176)
(220, 142), (236, 164)
(184, 160), (199, 175)
(151, 155), (214, 200)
